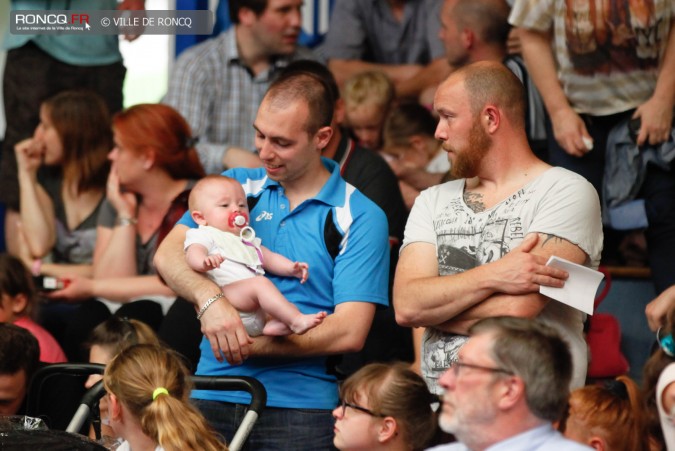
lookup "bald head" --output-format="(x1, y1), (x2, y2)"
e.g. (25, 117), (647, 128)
(445, 61), (526, 129)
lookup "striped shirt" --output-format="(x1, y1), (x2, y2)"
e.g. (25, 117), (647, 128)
(163, 27), (316, 173)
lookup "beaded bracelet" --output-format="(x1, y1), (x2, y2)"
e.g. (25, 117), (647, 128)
(196, 293), (224, 320)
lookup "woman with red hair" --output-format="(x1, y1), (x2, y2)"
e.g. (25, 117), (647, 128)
(48, 104), (205, 361)
(561, 375), (649, 451)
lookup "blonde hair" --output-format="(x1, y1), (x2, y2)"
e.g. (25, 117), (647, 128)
(343, 71), (395, 111)
(104, 344), (227, 451)
(340, 362), (438, 450)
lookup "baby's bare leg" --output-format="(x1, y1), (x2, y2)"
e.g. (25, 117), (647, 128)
(222, 276), (326, 335)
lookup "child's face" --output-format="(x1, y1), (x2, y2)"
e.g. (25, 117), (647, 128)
(197, 180), (250, 234)
(347, 104), (387, 150)
(332, 390), (382, 450)
(382, 144), (429, 171)
(85, 344), (113, 420)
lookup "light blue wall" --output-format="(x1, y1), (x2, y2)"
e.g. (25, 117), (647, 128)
(596, 277), (656, 383)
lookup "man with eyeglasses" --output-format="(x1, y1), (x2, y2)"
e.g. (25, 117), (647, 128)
(427, 316), (592, 451)
(394, 61), (603, 395)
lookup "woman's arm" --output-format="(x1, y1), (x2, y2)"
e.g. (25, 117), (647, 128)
(93, 166), (138, 278)
(16, 138), (57, 256)
(47, 274), (175, 303)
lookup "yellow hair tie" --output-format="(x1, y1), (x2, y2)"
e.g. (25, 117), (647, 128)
(152, 387), (169, 400)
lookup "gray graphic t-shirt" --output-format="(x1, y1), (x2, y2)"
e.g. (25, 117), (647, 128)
(402, 167), (603, 394)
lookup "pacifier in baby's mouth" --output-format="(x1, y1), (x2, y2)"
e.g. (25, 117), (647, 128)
(228, 211), (249, 228)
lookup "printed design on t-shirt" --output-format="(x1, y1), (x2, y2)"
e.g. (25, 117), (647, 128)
(421, 187), (531, 394)
(422, 331), (467, 395)
(564, 0), (664, 74)
(434, 192), (528, 276)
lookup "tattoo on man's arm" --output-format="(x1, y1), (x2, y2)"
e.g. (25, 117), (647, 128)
(463, 191), (485, 213)
(540, 234), (563, 247)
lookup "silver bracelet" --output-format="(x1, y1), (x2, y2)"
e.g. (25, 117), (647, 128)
(196, 293), (224, 320)
(115, 216), (138, 227)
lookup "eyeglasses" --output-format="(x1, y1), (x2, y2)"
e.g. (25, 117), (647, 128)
(449, 361), (514, 377)
(337, 400), (385, 418)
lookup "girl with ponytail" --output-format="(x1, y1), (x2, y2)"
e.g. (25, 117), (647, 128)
(561, 375), (649, 451)
(104, 344), (226, 451)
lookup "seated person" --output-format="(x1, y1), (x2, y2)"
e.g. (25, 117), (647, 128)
(0, 253), (66, 363)
(320, 0), (450, 99)
(333, 361), (438, 450)
(14, 90), (111, 278)
(83, 316), (161, 439)
(103, 344), (227, 450)
(185, 175), (327, 336)
(561, 376), (649, 451)
(45, 103), (206, 361)
(0, 323), (40, 416)
(163, 0), (313, 174)
(381, 102), (450, 209)
(343, 71), (395, 151)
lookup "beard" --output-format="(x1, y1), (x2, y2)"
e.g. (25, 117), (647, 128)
(449, 116), (492, 179)
(438, 392), (499, 447)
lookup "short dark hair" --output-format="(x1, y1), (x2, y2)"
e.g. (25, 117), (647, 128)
(229, 0), (268, 24)
(0, 323), (40, 380)
(277, 59), (340, 101)
(453, 0), (511, 46)
(266, 69), (335, 135)
(384, 102), (437, 146)
(469, 316), (573, 422)
(0, 253), (37, 319)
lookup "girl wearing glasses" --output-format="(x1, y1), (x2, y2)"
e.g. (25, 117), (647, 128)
(333, 362), (438, 451)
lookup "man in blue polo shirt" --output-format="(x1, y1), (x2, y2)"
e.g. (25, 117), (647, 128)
(154, 70), (390, 449)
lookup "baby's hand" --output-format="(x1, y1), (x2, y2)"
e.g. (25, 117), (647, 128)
(203, 254), (225, 270)
(293, 262), (309, 283)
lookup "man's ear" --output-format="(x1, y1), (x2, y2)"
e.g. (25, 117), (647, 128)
(461, 28), (475, 50)
(377, 416), (399, 443)
(497, 375), (524, 410)
(238, 7), (258, 26)
(315, 126), (334, 151)
(9, 293), (28, 315)
(483, 105), (500, 133)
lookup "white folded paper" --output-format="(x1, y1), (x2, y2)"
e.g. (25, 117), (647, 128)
(539, 256), (605, 315)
